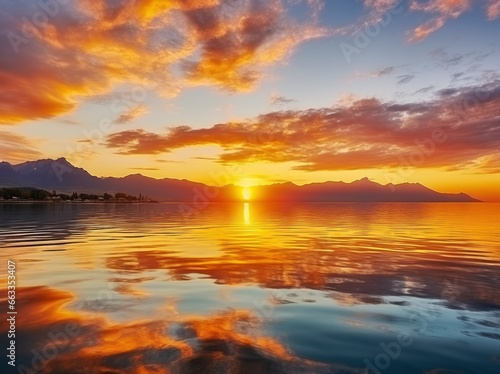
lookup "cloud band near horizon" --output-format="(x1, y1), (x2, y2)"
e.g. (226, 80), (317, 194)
(104, 81), (500, 173)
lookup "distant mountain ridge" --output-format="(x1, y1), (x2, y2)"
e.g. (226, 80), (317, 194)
(0, 158), (481, 202)
(225, 177), (480, 202)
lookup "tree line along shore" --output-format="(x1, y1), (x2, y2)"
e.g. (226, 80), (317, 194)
(0, 187), (157, 203)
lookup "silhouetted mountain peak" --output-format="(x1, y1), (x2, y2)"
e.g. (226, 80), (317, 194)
(54, 157), (75, 168)
(126, 173), (145, 178)
(277, 181), (297, 187)
(351, 177), (375, 185)
(0, 157), (481, 202)
(12, 158), (76, 175)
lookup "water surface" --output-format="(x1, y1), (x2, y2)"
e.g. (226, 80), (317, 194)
(1, 202), (499, 373)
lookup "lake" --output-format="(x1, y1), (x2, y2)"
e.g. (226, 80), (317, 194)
(1, 202), (499, 373)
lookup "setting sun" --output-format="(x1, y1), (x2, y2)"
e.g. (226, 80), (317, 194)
(242, 187), (252, 201)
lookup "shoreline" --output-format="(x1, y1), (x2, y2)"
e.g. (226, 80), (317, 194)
(0, 200), (491, 204)
(0, 200), (158, 204)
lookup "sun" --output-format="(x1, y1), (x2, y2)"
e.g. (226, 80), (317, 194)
(242, 187), (252, 201)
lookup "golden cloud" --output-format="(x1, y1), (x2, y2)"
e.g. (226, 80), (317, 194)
(0, 0), (326, 124)
(0, 130), (42, 163)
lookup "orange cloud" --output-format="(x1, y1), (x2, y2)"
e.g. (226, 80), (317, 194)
(181, 1), (327, 91)
(0, 0), (326, 124)
(0, 130), (42, 163)
(409, 17), (446, 42)
(105, 81), (500, 172)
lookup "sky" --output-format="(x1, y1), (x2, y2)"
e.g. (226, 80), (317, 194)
(1, 0), (499, 201)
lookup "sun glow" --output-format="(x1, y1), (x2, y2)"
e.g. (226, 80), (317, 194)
(242, 187), (252, 201)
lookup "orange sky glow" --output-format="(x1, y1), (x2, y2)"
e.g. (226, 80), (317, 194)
(1, 0), (499, 201)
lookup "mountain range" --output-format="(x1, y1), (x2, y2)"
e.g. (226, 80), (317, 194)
(0, 158), (480, 202)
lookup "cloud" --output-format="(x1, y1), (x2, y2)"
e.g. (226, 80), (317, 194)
(105, 81), (500, 173)
(372, 66), (395, 77)
(270, 94), (296, 106)
(447, 154), (500, 174)
(451, 72), (466, 82)
(396, 74), (415, 84)
(487, 0), (500, 20)
(114, 104), (149, 125)
(407, 0), (471, 42)
(181, 1), (327, 91)
(352, 65), (407, 81)
(362, 0), (403, 24)
(57, 118), (80, 126)
(414, 86), (435, 94)
(363, 0), (496, 42)
(332, 0), (402, 38)
(430, 47), (465, 69)
(408, 16), (446, 42)
(339, 0), (500, 44)
(0, 0), (327, 124)
(354, 65), (410, 81)
(410, 0), (472, 17)
(155, 159), (182, 164)
(364, 0), (401, 12)
(0, 130), (42, 163)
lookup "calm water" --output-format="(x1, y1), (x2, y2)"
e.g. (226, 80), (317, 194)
(1, 202), (500, 374)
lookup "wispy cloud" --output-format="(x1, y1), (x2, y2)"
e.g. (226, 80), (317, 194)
(0, 131), (42, 163)
(351, 65), (405, 81)
(270, 94), (296, 106)
(372, 66), (396, 77)
(487, 0), (500, 20)
(407, 0), (471, 42)
(156, 159), (181, 164)
(363, 0), (496, 42)
(414, 86), (435, 95)
(114, 104), (149, 125)
(396, 74), (415, 84)
(128, 167), (160, 171)
(332, 0), (402, 38)
(430, 48), (465, 69)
